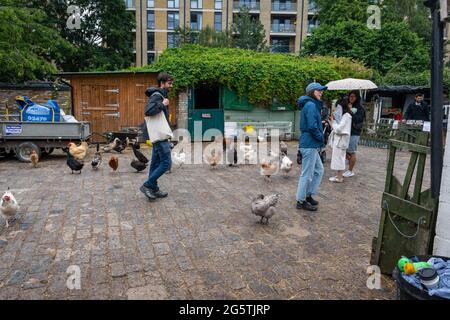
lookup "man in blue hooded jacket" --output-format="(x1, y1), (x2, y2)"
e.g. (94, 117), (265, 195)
(296, 82), (327, 211)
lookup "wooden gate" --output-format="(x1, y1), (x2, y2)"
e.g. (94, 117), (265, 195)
(80, 85), (120, 142)
(371, 133), (438, 274)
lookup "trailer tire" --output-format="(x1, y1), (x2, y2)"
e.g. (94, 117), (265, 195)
(17, 142), (41, 163)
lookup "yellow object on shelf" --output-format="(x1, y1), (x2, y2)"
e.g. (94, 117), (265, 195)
(243, 125), (254, 134)
(146, 140), (152, 147)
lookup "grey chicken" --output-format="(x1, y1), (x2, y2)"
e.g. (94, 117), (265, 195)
(280, 141), (288, 156)
(251, 194), (280, 225)
(91, 143), (102, 169)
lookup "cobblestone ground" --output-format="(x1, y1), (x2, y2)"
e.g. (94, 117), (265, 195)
(0, 142), (410, 300)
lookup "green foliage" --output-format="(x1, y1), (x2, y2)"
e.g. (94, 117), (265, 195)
(174, 26), (233, 48)
(315, 0), (367, 25)
(28, 0), (135, 72)
(0, 1), (73, 83)
(133, 45), (373, 107)
(302, 20), (430, 75)
(378, 70), (450, 92)
(231, 7), (268, 52)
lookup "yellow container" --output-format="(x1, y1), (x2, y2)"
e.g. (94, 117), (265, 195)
(146, 140), (152, 147)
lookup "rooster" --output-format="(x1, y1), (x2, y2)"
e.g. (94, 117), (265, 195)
(30, 150), (39, 168)
(62, 147), (84, 174)
(280, 154), (293, 176)
(1, 189), (20, 228)
(260, 159), (279, 182)
(131, 159), (147, 172)
(103, 138), (120, 153)
(132, 143), (148, 164)
(91, 143), (102, 170)
(251, 194), (280, 225)
(68, 141), (88, 161)
(109, 156), (119, 172)
(171, 151), (186, 169)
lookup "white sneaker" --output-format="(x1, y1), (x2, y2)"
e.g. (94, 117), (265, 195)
(329, 176), (343, 183)
(343, 170), (355, 178)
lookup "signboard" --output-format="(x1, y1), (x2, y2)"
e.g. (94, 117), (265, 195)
(5, 124), (22, 135)
(201, 113), (212, 119)
(423, 121), (431, 132)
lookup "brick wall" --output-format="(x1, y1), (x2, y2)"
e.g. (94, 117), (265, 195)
(0, 83), (71, 117)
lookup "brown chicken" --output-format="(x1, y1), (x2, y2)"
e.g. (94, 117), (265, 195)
(260, 159), (279, 182)
(204, 148), (222, 169)
(30, 150), (39, 168)
(108, 156), (119, 172)
(68, 141), (89, 161)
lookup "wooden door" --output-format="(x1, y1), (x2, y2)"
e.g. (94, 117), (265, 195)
(80, 85), (120, 142)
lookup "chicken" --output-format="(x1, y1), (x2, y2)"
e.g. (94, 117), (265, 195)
(132, 143), (148, 164)
(131, 159), (147, 172)
(113, 138), (128, 153)
(103, 138), (120, 153)
(108, 156), (119, 172)
(225, 137), (238, 167)
(30, 150), (39, 168)
(172, 151), (186, 169)
(204, 148), (222, 169)
(260, 159), (279, 182)
(280, 154), (293, 176)
(62, 147), (84, 174)
(68, 141), (88, 161)
(251, 194), (280, 225)
(91, 143), (102, 170)
(1, 189), (19, 228)
(280, 141), (288, 156)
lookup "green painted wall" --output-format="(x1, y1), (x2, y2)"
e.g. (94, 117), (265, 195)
(224, 107), (301, 140)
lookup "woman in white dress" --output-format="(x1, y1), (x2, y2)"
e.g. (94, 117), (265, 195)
(328, 100), (352, 183)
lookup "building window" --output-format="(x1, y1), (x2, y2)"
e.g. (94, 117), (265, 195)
(191, 0), (202, 9)
(214, 13), (222, 31)
(308, 0), (317, 12)
(147, 0), (154, 8)
(190, 12), (202, 31)
(147, 52), (155, 64)
(167, 0), (179, 9)
(147, 32), (155, 51)
(215, 0), (222, 10)
(167, 12), (180, 30)
(147, 11), (155, 29)
(167, 33), (178, 48)
(125, 0), (135, 9)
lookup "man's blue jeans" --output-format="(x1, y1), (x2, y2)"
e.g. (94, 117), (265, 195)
(144, 140), (172, 192)
(296, 147), (324, 202)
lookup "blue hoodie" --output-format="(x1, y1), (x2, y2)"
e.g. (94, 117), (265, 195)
(298, 96), (324, 148)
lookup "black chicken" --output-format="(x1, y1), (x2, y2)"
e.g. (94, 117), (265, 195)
(132, 143), (148, 164)
(113, 138), (128, 153)
(131, 159), (147, 172)
(91, 143), (102, 169)
(62, 147), (84, 174)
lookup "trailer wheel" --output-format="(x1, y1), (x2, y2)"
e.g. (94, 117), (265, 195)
(17, 142), (41, 163)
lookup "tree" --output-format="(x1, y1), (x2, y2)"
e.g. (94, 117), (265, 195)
(315, 0), (367, 25)
(28, 0), (135, 71)
(302, 20), (430, 75)
(231, 7), (268, 52)
(0, 0), (73, 83)
(174, 26), (233, 48)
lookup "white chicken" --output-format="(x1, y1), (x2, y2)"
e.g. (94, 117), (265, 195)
(251, 194), (280, 225)
(172, 151), (186, 169)
(1, 189), (19, 228)
(280, 154), (293, 176)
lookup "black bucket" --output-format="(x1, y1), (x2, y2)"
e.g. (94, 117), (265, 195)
(393, 255), (449, 300)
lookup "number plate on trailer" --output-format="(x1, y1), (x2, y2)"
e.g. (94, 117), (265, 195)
(5, 124), (22, 135)
(201, 114), (212, 118)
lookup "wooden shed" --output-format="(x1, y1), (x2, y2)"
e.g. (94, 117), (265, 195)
(58, 71), (178, 142)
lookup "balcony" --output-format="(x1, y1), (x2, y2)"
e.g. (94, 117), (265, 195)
(272, 2), (297, 12)
(271, 24), (296, 34)
(308, 0), (318, 13)
(271, 44), (295, 53)
(233, 1), (260, 11)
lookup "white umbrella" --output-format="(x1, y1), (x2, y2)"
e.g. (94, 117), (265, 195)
(325, 78), (378, 90)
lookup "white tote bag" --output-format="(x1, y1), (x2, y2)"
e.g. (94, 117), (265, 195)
(145, 111), (173, 143)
